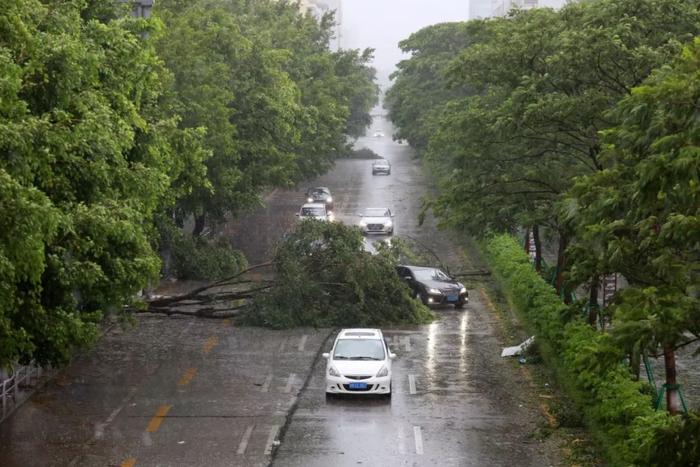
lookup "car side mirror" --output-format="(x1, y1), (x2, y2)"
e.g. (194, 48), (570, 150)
(403, 276), (412, 281)
(389, 352), (396, 360)
(322, 353), (330, 359)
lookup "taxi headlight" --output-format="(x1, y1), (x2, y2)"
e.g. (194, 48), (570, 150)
(460, 287), (467, 294)
(385, 220), (393, 227)
(376, 365), (389, 378)
(328, 366), (340, 377)
(428, 288), (441, 294)
(307, 197), (313, 203)
(326, 196), (333, 203)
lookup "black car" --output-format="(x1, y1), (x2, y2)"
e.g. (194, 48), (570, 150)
(396, 265), (468, 309)
(305, 186), (334, 210)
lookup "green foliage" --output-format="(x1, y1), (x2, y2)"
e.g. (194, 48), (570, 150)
(158, 220), (247, 281)
(484, 234), (674, 466)
(245, 221), (433, 328)
(0, 0), (177, 366)
(644, 411), (700, 466)
(154, 0), (379, 225)
(388, 0), (700, 237)
(564, 38), (700, 360)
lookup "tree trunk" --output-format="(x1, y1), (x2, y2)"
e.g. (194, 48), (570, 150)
(629, 350), (641, 381)
(193, 213), (206, 237)
(555, 233), (569, 303)
(523, 228), (530, 253)
(664, 347), (681, 414)
(533, 224), (542, 273)
(588, 275), (599, 327)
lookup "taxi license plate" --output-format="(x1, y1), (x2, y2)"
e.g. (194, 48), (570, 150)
(349, 383), (368, 389)
(447, 295), (459, 302)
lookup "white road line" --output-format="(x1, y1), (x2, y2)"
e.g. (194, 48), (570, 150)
(398, 426), (406, 455)
(413, 426), (424, 455)
(408, 375), (417, 395)
(284, 373), (296, 393)
(237, 424), (255, 455)
(392, 335), (400, 347)
(403, 336), (412, 352)
(93, 388), (137, 441)
(261, 374), (273, 393)
(298, 335), (308, 352)
(264, 425), (280, 455)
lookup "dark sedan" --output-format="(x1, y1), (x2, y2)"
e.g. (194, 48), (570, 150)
(305, 186), (334, 210)
(396, 265), (468, 309)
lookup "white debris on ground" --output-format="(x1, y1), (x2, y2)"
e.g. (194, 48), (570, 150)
(501, 336), (535, 357)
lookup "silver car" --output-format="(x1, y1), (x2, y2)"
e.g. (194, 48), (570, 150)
(297, 203), (334, 222)
(358, 208), (394, 235)
(372, 159), (391, 175)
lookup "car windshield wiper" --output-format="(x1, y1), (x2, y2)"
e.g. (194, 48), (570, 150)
(349, 356), (382, 360)
(334, 355), (349, 359)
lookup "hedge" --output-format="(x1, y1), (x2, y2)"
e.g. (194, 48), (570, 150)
(484, 234), (671, 466)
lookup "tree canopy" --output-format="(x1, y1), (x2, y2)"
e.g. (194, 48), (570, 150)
(0, 0), (378, 368)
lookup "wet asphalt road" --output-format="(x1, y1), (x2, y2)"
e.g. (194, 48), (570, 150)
(0, 113), (561, 466)
(268, 114), (560, 466)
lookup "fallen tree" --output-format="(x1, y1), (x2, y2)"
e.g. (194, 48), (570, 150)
(241, 221), (434, 328)
(141, 221), (434, 326)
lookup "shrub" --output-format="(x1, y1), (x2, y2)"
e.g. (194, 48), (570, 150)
(158, 220), (247, 281)
(484, 234), (670, 466)
(244, 220), (434, 328)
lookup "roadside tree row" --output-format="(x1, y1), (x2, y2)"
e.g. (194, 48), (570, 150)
(0, 0), (378, 368)
(386, 0), (699, 420)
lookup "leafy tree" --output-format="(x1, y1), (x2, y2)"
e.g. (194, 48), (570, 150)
(565, 38), (700, 413)
(245, 220), (433, 328)
(384, 21), (479, 151)
(0, 0), (184, 366)
(390, 0), (700, 301)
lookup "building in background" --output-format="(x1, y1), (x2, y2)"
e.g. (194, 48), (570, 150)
(298, 0), (343, 48)
(120, 0), (153, 18)
(471, 0), (569, 19)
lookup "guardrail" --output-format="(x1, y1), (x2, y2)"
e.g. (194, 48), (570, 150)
(1, 364), (51, 423)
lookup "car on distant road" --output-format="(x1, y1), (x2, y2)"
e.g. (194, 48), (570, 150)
(297, 203), (334, 222)
(372, 159), (391, 175)
(305, 186), (334, 210)
(396, 265), (468, 308)
(373, 131), (384, 137)
(357, 207), (394, 235)
(323, 328), (395, 397)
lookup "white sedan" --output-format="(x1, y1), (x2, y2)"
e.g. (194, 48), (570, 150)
(323, 328), (395, 397)
(358, 207), (394, 235)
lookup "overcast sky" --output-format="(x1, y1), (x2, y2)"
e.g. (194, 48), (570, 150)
(339, 0), (470, 87)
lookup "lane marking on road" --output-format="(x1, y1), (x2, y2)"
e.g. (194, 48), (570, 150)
(391, 335), (400, 347)
(403, 336), (412, 352)
(264, 425), (280, 455)
(278, 337), (287, 352)
(93, 387), (138, 441)
(121, 458), (136, 467)
(297, 335), (308, 352)
(408, 375), (417, 395)
(261, 374), (273, 392)
(177, 368), (197, 387)
(146, 405), (172, 433)
(413, 426), (424, 455)
(237, 424), (255, 455)
(284, 373), (296, 393)
(398, 426), (406, 455)
(203, 336), (219, 354)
